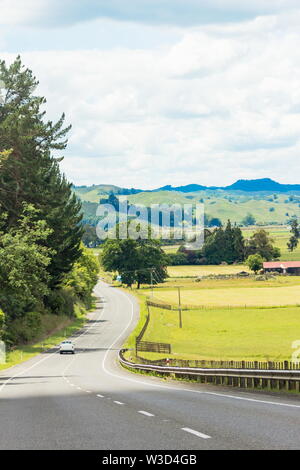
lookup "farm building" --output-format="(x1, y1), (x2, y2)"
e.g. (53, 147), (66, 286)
(263, 261), (300, 275)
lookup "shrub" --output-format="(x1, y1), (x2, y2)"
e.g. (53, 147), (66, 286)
(6, 311), (42, 345)
(168, 253), (189, 265)
(246, 254), (264, 274)
(45, 287), (76, 317)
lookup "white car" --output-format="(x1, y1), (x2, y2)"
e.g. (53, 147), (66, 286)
(59, 340), (75, 354)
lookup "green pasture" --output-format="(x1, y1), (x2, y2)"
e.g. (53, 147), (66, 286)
(141, 303), (300, 361)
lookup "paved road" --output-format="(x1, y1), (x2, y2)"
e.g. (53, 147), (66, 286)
(1, 281), (300, 450)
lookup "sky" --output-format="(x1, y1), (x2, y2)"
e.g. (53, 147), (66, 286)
(1, 0), (300, 189)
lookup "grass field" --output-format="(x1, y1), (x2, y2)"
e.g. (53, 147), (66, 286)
(167, 264), (249, 277)
(141, 304), (300, 361)
(146, 284), (300, 307)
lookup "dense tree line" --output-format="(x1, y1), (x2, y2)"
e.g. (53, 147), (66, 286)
(168, 221), (280, 266)
(0, 57), (98, 346)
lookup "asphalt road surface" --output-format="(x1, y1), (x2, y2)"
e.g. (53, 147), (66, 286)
(1, 281), (300, 450)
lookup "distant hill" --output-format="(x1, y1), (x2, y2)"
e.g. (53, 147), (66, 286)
(73, 178), (300, 196)
(224, 178), (300, 192)
(156, 184), (209, 192)
(153, 178), (300, 193)
(73, 178), (300, 226)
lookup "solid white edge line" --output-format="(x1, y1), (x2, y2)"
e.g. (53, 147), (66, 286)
(182, 427), (211, 440)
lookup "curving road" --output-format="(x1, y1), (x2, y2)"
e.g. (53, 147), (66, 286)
(0, 281), (300, 450)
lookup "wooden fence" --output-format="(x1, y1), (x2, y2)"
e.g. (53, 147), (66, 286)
(135, 301), (171, 355)
(136, 341), (171, 354)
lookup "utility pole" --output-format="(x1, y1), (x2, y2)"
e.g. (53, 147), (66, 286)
(177, 286), (182, 328)
(150, 269), (154, 298)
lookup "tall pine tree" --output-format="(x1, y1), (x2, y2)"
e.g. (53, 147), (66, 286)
(0, 56), (83, 286)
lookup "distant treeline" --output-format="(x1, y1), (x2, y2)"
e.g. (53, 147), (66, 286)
(168, 221), (280, 266)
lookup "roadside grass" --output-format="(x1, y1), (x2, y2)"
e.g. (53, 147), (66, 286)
(0, 303), (89, 372)
(141, 304), (300, 362)
(122, 294), (148, 361)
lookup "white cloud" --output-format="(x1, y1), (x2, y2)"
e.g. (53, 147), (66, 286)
(1, 0), (300, 27)
(2, 11), (300, 188)
(0, 0), (48, 25)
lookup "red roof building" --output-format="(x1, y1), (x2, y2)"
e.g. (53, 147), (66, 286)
(263, 261), (300, 274)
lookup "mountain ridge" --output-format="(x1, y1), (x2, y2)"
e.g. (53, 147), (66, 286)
(74, 178), (300, 194)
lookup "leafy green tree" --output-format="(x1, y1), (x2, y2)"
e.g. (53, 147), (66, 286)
(64, 245), (99, 305)
(82, 224), (100, 247)
(100, 238), (168, 288)
(0, 308), (5, 340)
(287, 219), (300, 252)
(242, 213), (256, 226)
(0, 204), (53, 319)
(246, 229), (280, 261)
(0, 57), (83, 286)
(246, 254), (264, 273)
(232, 225), (245, 261)
(202, 221), (245, 264)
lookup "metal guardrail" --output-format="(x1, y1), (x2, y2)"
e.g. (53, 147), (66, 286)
(119, 349), (300, 393)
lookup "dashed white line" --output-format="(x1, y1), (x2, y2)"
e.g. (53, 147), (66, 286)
(85, 390), (91, 393)
(138, 411), (154, 417)
(114, 401), (125, 405)
(96, 394), (104, 398)
(182, 427), (211, 440)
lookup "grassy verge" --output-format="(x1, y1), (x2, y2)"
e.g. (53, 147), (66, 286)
(0, 303), (90, 372)
(122, 292), (148, 362)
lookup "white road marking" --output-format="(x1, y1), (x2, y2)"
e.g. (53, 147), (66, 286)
(114, 401), (125, 405)
(86, 390), (91, 393)
(138, 411), (154, 417)
(182, 427), (211, 440)
(96, 394), (104, 398)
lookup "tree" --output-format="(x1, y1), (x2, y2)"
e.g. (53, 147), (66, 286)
(202, 221), (245, 264)
(100, 238), (168, 288)
(246, 229), (280, 261)
(0, 57), (83, 286)
(0, 204), (53, 319)
(287, 219), (300, 252)
(82, 224), (100, 247)
(242, 213), (256, 226)
(246, 254), (264, 274)
(64, 245), (99, 305)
